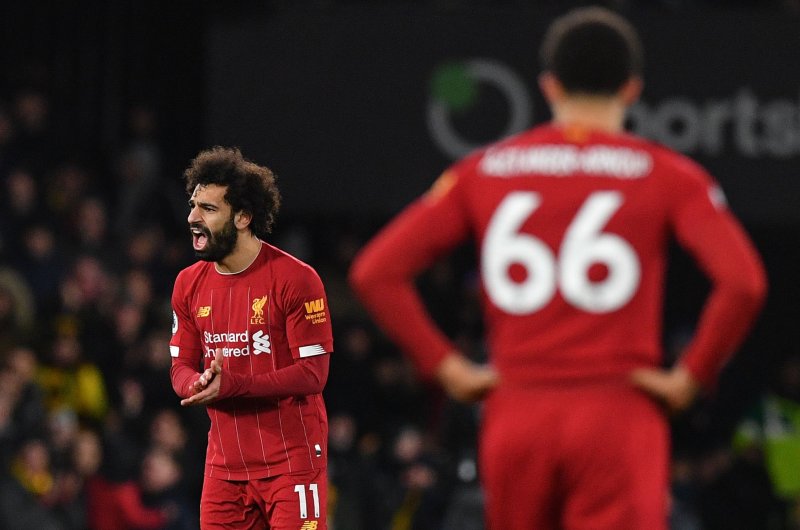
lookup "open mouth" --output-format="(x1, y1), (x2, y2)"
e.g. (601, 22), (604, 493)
(190, 225), (210, 251)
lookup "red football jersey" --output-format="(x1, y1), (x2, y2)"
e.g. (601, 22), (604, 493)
(351, 124), (766, 388)
(170, 242), (333, 480)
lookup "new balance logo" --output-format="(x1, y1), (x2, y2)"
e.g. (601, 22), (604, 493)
(300, 522), (318, 530)
(197, 306), (211, 318)
(252, 330), (271, 355)
(304, 299), (324, 314)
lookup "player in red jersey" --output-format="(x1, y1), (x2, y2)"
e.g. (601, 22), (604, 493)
(350, 7), (767, 530)
(170, 147), (332, 529)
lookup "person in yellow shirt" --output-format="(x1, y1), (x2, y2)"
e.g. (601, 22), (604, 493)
(36, 331), (108, 423)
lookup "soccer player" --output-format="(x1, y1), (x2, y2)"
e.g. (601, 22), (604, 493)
(349, 7), (767, 530)
(169, 147), (332, 529)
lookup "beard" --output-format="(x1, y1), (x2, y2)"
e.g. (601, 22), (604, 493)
(191, 215), (238, 262)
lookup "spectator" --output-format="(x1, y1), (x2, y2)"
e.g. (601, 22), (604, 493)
(1, 167), (42, 257)
(44, 164), (92, 230)
(731, 354), (800, 527)
(84, 442), (171, 530)
(11, 88), (56, 173)
(140, 447), (197, 530)
(36, 330), (109, 424)
(1, 346), (47, 447)
(56, 254), (117, 378)
(147, 408), (205, 502)
(386, 425), (447, 530)
(132, 330), (180, 415)
(0, 268), (36, 351)
(68, 196), (116, 267)
(18, 224), (66, 318)
(328, 412), (364, 530)
(49, 428), (105, 530)
(0, 438), (64, 530)
(113, 105), (165, 237)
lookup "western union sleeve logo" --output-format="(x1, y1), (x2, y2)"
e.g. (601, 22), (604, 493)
(303, 298), (326, 324)
(304, 299), (324, 314)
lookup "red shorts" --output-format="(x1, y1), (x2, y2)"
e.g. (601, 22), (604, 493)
(480, 382), (669, 530)
(200, 468), (327, 530)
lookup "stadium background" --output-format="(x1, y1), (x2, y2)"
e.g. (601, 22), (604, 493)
(0, 0), (798, 528)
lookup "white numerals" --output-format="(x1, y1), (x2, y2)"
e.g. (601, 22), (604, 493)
(559, 192), (640, 312)
(294, 483), (320, 519)
(482, 193), (556, 315)
(481, 191), (640, 315)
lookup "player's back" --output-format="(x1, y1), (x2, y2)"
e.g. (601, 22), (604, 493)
(453, 124), (697, 386)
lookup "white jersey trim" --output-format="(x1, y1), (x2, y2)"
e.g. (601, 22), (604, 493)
(299, 344), (326, 358)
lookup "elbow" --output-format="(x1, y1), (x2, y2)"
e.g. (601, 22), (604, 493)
(311, 379), (326, 395)
(746, 274), (768, 311)
(745, 267), (768, 309)
(348, 254), (378, 298)
(349, 247), (404, 302)
(306, 369), (326, 395)
(726, 271), (768, 313)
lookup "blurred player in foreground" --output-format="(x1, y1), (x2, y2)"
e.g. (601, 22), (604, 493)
(350, 7), (766, 529)
(169, 147), (333, 529)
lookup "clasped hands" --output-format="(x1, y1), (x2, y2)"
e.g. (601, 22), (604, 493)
(181, 348), (224, 407)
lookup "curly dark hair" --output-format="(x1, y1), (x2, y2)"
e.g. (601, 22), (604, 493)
(539, 7), (643, 96)
(183, 146), (281, 239)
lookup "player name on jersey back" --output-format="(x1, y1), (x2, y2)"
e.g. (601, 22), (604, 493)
(479, 144), (653, 179)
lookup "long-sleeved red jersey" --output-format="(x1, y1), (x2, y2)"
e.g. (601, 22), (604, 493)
(170, 242), (333, 480)
(351, 124), (766, 389)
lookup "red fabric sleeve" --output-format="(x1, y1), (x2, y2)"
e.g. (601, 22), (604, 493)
(170, 362), (201, 400)
(218, 354), (329, 399)
(282, 264), (334, 359)
(349, 170), (471, 378)
(169, 271), (204, 399)
(669, 162), (767, 387)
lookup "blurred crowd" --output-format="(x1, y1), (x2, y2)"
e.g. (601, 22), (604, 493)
(1, 56), (799, 530)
